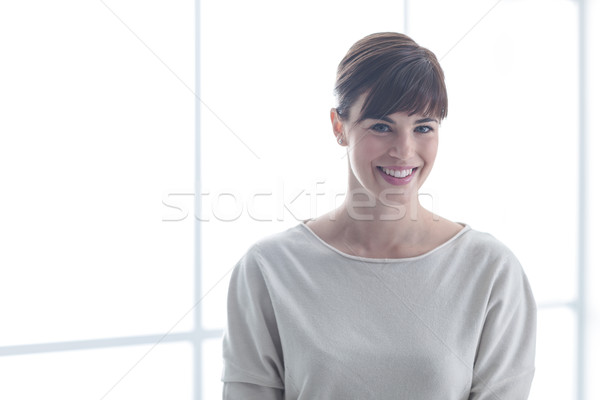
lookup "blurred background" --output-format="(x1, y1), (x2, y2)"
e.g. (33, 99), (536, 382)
(0, 0), (598, 398)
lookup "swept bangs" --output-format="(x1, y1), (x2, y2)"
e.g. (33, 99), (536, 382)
(334, 32), (448, 122)
(360, 57), (447, 121)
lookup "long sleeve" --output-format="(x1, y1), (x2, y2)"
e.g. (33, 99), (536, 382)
(221, 246), (285, 400)
(223, 382), (284, 400)
(469, 255), (537, 399)
(221, 224), (537, 399)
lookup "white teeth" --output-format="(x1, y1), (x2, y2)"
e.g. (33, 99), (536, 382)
(382, 167), (414, 178)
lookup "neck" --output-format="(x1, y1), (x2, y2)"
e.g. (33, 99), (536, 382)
(330, 197), (438, 256)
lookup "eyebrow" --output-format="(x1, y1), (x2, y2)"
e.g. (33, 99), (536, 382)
(415, 117), (439, 124)
(363, 116), (439, 124)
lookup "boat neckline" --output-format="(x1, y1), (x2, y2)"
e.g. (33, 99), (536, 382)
(297, 222), (471, 263)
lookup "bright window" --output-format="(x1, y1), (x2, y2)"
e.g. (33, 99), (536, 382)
(0, 1), (597, 399)
(0, 1), (195, 399)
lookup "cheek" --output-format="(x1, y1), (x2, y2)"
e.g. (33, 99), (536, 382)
(422, 137), (439, 163)
(348, 137), (383, 169)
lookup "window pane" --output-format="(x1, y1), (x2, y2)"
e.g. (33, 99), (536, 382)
(410, 0), (579, 305)
(0, 1), (195, 345)
(203, 338), (223, 400)
(0, 342), (192, 400)
(529, 307), (576, 399)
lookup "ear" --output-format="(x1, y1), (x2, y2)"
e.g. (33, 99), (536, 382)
(330, 108), (345, 144)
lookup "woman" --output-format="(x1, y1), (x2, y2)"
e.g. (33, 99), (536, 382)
(221, 32), (536, 399)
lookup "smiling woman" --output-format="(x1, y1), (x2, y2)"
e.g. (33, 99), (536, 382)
(333, 93), (441, 224)
(221, 32), (537, 399)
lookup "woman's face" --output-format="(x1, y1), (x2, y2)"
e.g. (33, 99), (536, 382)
(334, 93), (439, 207)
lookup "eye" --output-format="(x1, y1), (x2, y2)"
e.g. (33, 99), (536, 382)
(370, 123), (392, 134)
(415, 125), (434, 134)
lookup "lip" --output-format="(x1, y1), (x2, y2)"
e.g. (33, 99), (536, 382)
(377, 166), (418, 186)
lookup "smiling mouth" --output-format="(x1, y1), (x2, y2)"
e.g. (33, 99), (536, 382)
(378, 167), (416, 178)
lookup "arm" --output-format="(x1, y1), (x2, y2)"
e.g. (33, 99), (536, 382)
(470, 257), (537, 399)
(222, 247), (285, 400)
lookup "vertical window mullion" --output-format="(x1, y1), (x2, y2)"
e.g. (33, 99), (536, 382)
(577, 0), (589, 399)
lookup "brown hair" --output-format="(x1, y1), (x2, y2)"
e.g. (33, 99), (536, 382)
(334, 32), (447, 122)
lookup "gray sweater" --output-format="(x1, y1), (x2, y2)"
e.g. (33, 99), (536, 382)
(222, 224), (536, 399)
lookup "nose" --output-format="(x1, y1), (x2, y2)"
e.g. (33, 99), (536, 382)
(388, 131), (415, 160)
